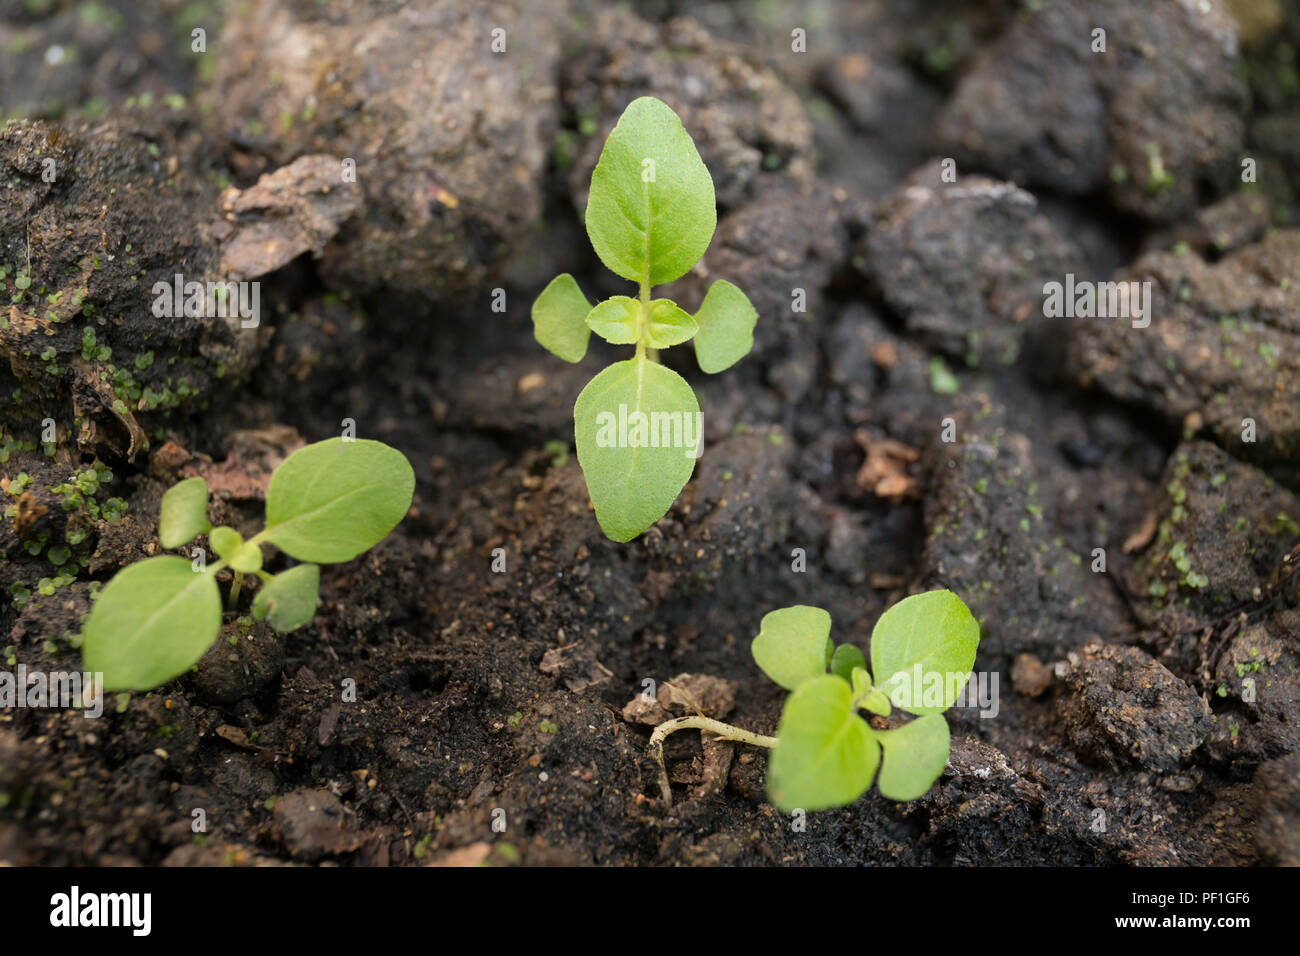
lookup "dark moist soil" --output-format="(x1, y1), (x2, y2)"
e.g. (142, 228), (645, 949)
(1, 0), (1299, 866)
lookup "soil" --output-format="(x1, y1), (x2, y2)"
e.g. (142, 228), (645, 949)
(1, 0), (1298, 867)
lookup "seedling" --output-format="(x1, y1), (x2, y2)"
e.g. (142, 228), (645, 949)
(81, 438), (414, 691)
(532, 96), (758, 542)
(649, 590), (979, 811)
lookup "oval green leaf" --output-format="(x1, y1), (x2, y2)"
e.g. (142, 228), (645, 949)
(81, 556), (221, 691)
(584, 96), (716, 287)
(875, 713), (950, 801)
(253, 564), (320, 633)
(830, 643), (866, 683)
(861, 688), (893, 717)
(767, 674), (880, 812)
(573, 356), (700, 542)
(644, 299), (698, 349)
(229, 540), (263, 574)
(870, 589), (979, 716)
(532, 273), (591, 363)
(209, 526), (241, 559)
(585, 296), (640, 345)
(693, 279), (757, 373)
(158, 476), (210, 549)
(264, 438), (415, 563)
(752, 605), (833, 691)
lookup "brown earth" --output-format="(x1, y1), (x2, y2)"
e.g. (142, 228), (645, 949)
(0, 0), (1297, 866)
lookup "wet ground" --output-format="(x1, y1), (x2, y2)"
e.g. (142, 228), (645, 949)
(1, 0), (1298, 866)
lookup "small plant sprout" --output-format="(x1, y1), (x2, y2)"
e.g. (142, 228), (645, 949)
(649, 590), (980, 811)
(532, 96), (758, 542)
(81, 438), (414, 691)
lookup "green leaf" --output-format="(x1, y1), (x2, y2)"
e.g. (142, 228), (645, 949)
(158, 477), (210, 549)
(82, 556), (221, 691)
(870, 589), (979, 716)
(752, 606), (832, 691)
(573, 357), (700, 542)
(830, 643), (866, 683)
(767, 675), (880, 812)
(861, 688), (892, 717)
(532, 274), (592, 363)
(693, 280), (757, 373)
(228, 541), (263, 574)
(585, 296), (639, 345)
(929, 356), (960, 395)
(584, 96), (716, 287)
(253, 564), (320, 633)
(264, 438), (414, 563)
(209, 526), (241, 559)
(875, 714), (950, 801)
(587, 297), (699, 350)
(643, 299), (698, 349)
(849, 665), (891, 716)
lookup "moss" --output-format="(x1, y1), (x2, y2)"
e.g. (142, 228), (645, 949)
(928, 356), (960, 394)
(1272, 512), (1300, 536)
(1143, 141), (1176, 194)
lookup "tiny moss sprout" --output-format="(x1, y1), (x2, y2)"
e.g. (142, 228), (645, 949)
(532, 96), (759, 542)
(649, 590), (980, 811)
(81, 438), (414, 691)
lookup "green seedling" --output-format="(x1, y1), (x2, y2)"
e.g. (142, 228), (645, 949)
(649, 590), (979, 811)
(532, 96), (758, 542)
(81, 438), (414, 691)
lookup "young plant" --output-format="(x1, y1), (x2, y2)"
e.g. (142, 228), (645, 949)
(532, 96), (758, 542)
(649, 590), (979, 811)
(81, 438), (414, 691)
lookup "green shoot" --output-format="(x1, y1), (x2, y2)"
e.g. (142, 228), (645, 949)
(81, 438), (414, 691)
(532, 96), (758, 542)
(649, 590), (980, 811)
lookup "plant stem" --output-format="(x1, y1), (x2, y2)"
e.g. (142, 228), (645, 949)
(648, 716), (777, 807)
(636, 270), (659, 364)
(220, 529), (270, 610)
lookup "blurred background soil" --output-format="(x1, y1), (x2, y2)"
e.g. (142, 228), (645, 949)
(0, 0), (1298, 866)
